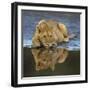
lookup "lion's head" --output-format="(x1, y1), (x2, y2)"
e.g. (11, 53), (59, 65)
(37, 20), (58, 48)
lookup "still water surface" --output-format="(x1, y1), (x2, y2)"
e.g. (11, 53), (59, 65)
(23, 47), (80, 77)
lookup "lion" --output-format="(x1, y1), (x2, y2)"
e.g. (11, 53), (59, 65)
(31, 48), (68, 71)
(32, 19), (74, 48)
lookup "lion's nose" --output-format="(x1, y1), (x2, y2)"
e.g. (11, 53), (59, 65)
(47, 44), (55, 47)
(52, 43), (55, 46)
(46, 44), (49, 46)
(45, 44), (49, 48)
(45, 43), (56, 47)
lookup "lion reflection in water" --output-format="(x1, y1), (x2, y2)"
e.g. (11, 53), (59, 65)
(32, 48), (68, 71)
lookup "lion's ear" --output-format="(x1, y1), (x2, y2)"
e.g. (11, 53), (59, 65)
(40, 22), (47, 29)
(36, 20), (48, 33)
(39, 20), (49, 31)
(38, 20), (47, 29)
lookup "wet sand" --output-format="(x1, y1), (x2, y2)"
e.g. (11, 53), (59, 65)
(22, 47), (80, 77)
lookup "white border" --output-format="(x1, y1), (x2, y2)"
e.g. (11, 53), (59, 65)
(18, 5), (86, 84)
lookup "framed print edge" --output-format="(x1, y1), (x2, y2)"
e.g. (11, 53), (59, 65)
(11, 2), (18, 87)
(11, 2), (88, 87)
(85, 6), (88, 83)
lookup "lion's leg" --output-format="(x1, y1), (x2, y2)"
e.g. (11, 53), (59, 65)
(64, 37), (69, 42)
(32, 36), (40, 47)
(57, 23), (69, 42)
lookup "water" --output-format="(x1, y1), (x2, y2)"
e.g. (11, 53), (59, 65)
(22, 10), (80, 51)
(23, 47), (80, 77)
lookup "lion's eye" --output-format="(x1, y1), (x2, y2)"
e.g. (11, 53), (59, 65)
(49, 35), (52, 37)
(43, 59), (46, 61)
(43, 35), (46, 38)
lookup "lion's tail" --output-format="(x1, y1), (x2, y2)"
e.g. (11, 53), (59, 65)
(68, 34), (76, 39)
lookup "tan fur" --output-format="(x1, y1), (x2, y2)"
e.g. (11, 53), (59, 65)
(32, 20), (69, 48)
(32, 48), (68, 71)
